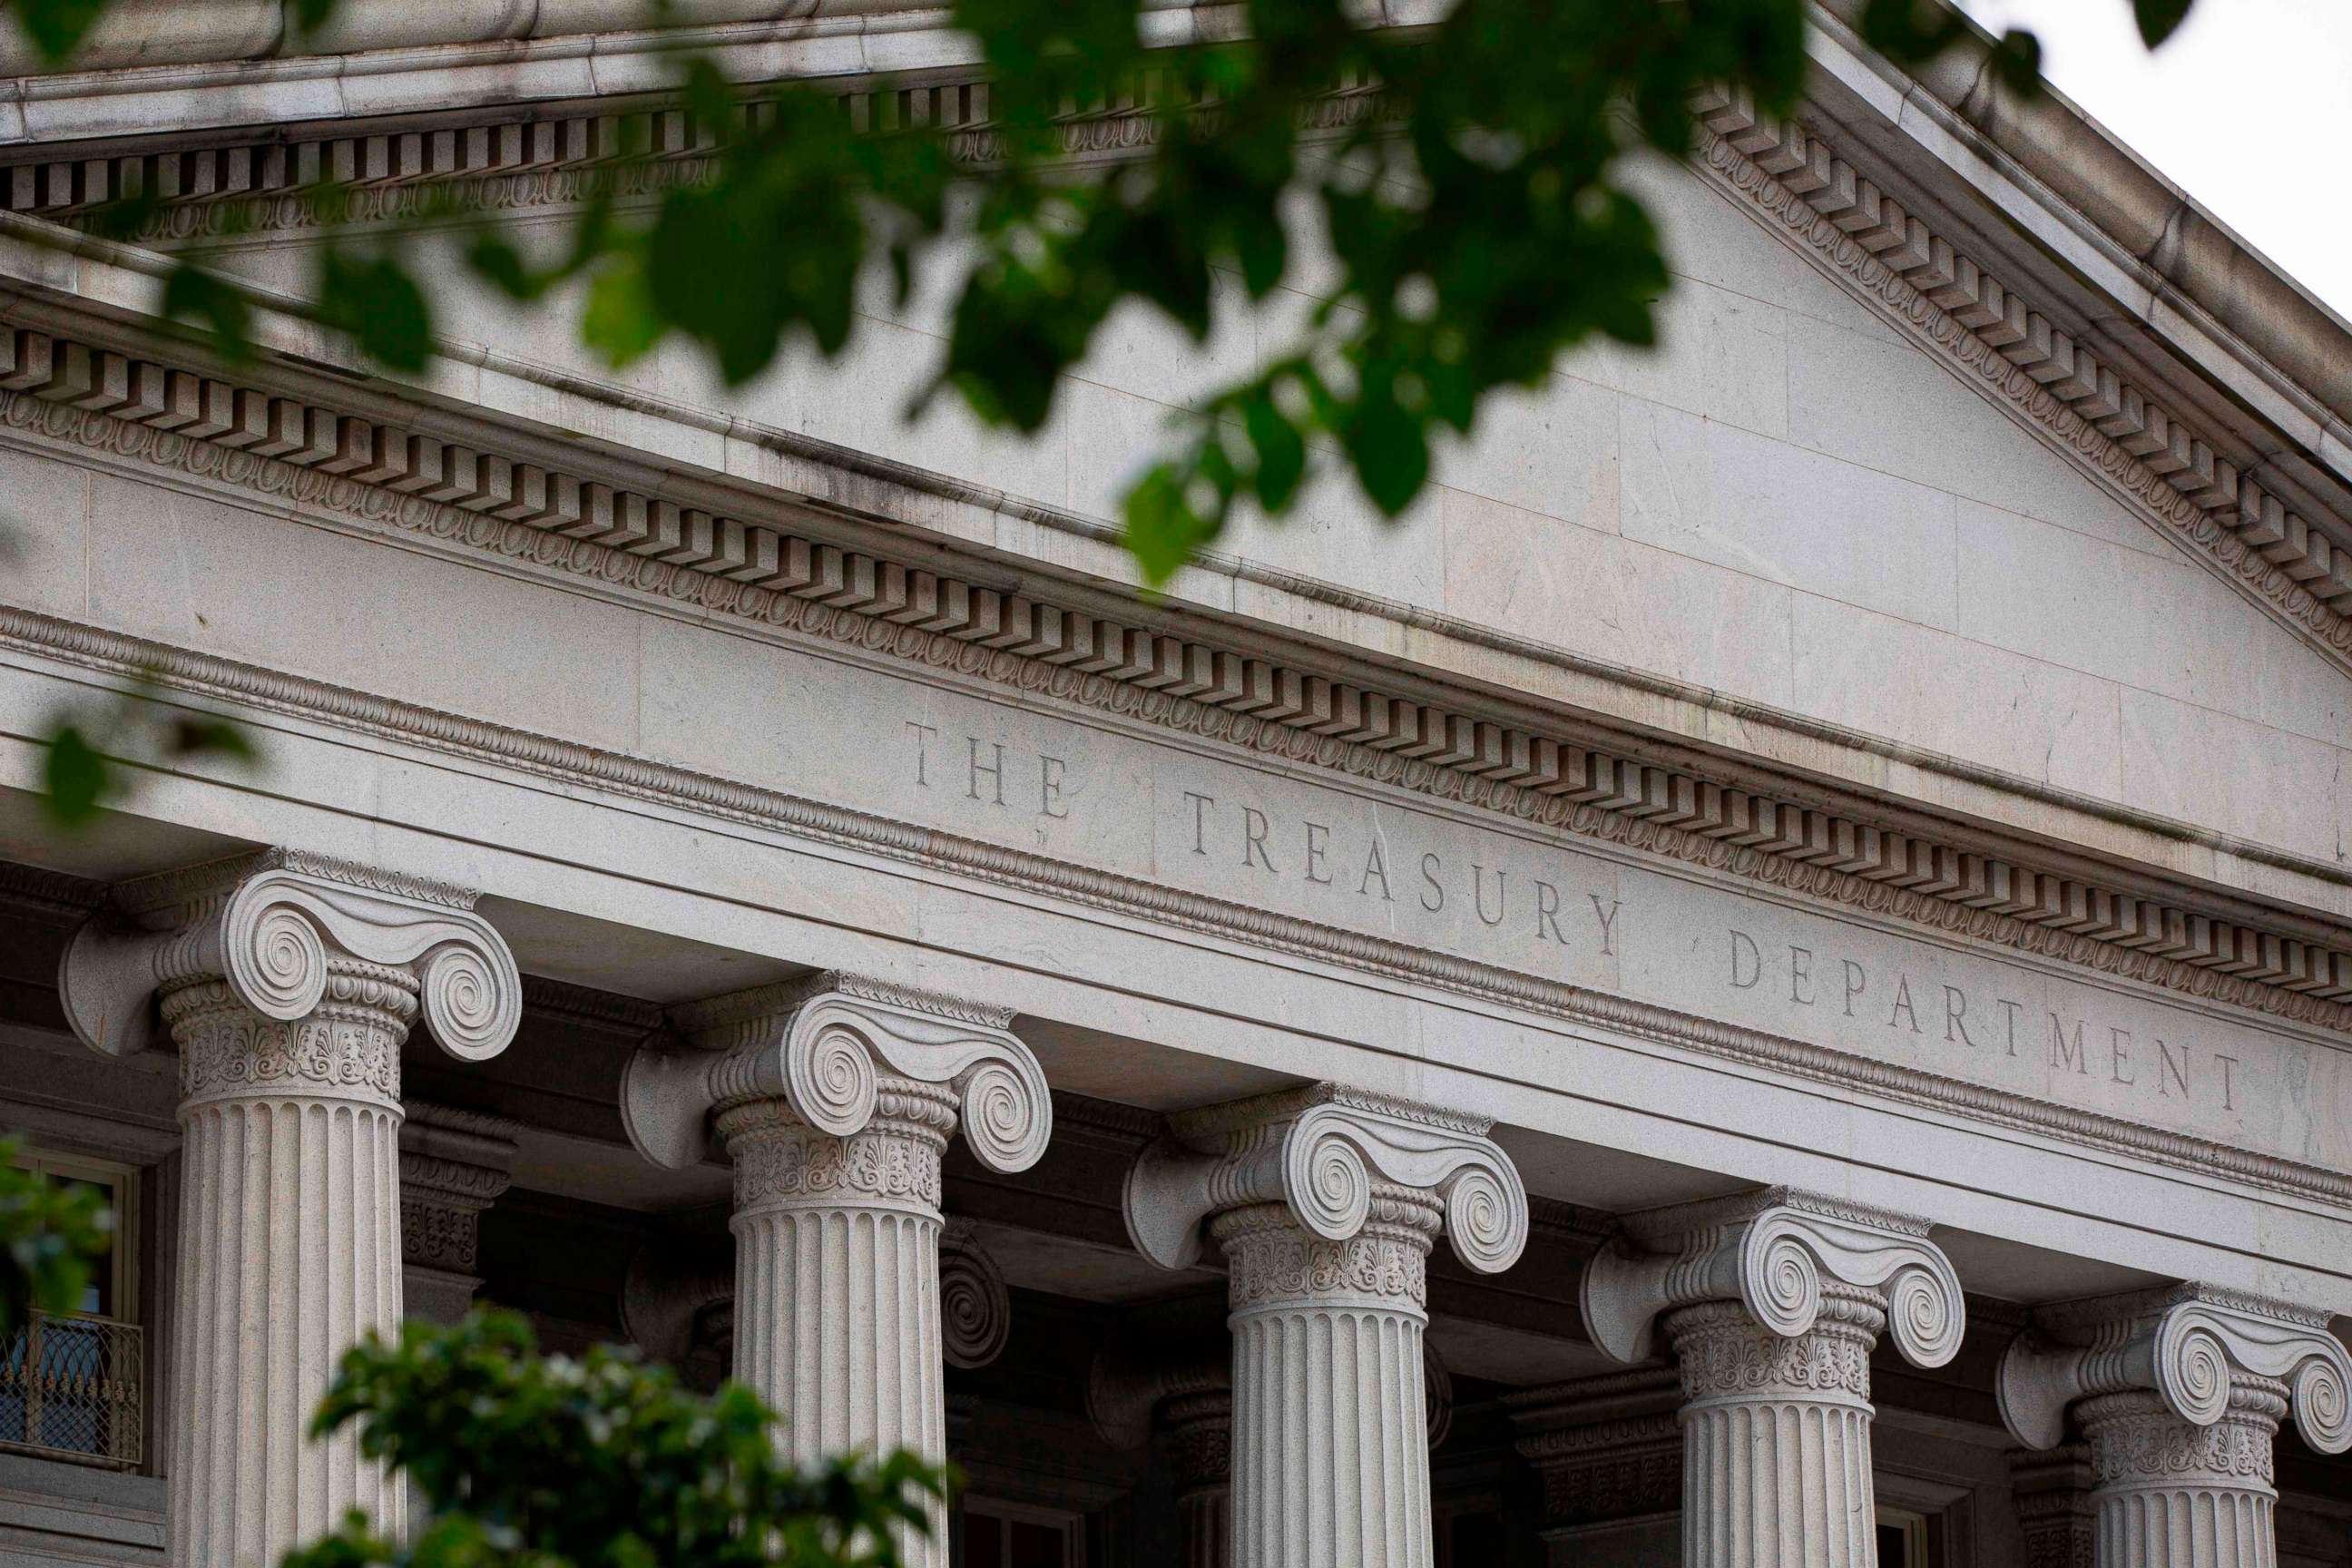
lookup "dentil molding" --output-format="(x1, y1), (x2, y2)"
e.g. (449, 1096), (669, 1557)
(622, 971), (1050, 1176)
(1580, 1186), (1965, 1372)
(1122, 1083), (1528, 1279)
(9, 57), (2344, 676)
(5, 338), (2350, 1054)
(58, 846), (522, 1066)
(1996, 1282), (2352, 1457)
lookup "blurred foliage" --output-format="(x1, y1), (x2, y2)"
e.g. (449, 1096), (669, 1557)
(2, 0), (2197, 589)
(0, 1141), (113, 1337)
(280, 1311), (949, 1568)
(37, 671), (256, 828)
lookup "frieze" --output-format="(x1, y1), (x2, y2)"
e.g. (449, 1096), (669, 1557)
(13, 573), (2352, 1204)
(5, 368), (2352, 1061)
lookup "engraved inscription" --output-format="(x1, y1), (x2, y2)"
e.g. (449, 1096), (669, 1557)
(1727, 929), (2239, 1113)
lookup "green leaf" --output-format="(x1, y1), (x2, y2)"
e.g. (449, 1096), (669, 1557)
(1122, 462), (1216, 585)
(1243, 393), (1307, 513)
(2132, 0), (2193, 48)
(42, 725), (107, 827)
(168, 717), (254, 761)
(10, 0), (109, 63)
(582, 252), (663, 369)
(316, 250), (434, 373)
(160, 266), (251, 362)
(464, 232), (537, 302)
(290, 0), (340, 35)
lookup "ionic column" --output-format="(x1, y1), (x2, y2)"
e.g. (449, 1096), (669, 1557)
(398, 1103), (520, 1325)
(1503, 1368), (1684, 1567)
(60, 850), (521, 1568)
(1580, 1189), (1967, 1568)
(2007, 1446), (2096, 1568)
(622, 973), (1052, 1567)
(1123, 1084), (1529, 1568)
(1997, 1285), (2352, 1568)
(1091, 1335), (1233, 1568)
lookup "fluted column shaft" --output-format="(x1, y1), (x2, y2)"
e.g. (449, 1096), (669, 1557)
(1219, 1186), (1440, 1568)
(1669, 1289), (1886, 1568)
(2081, 1384), (2283, 1568)
(162, 961), (411, 1568)
(719, 1079), (956, 1566)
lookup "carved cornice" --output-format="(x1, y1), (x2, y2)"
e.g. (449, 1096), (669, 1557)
(14, 607), (2352, 1210)
(0, 860), (106, 917)
(519, 974), (667, 1037)
(59, 849), (521, 1065)
(1124, 1083), (1528, 1279)
(13, 63), (2342, 675)
(1580, 1187), (1963, 1371)
(1997, 1282), (2352, 1457)
(7, 357), (2351, 1060)
(1690, 93), (2352, 674)
(0, 77), (1392, 244)
(623, 972), (1050, 1176)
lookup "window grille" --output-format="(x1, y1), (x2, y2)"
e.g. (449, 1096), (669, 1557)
(0, 1310), (143, 1468)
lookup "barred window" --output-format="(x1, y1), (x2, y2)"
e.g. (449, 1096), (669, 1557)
(0, 1150), (142, 1468)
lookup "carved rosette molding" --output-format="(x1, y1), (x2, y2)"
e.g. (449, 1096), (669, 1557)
(7, 352), (2352, 1056)
(1582, 1189), (1965, 1568)
(8, 606), (2351, 1212)
(1690, 93), (2352, 668)
(1123, 1085), (1525, 1568)
(1998, 1285), (2350, 1568)
(54, 849), (522, 1568)
(622, 975), (1046, 1568)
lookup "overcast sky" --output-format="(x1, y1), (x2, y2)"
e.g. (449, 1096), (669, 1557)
(1961, 0), (2352, 319)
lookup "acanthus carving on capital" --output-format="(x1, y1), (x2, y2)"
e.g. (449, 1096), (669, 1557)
(60, 848), (522, 1078)
(1997, 1283), (2350, 1458)
(2076, 1387), (2282, 1485)
(622, 975), (1050, 1178)
(1214, 1189), (1438, 1310)
(1665, 1289), (1884, 1402)
(1579, 1187), (1964, 1375)
(1121, 1083), (1528, 1282)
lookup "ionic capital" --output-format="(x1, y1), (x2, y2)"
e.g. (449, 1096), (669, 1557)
(1579, 1187), (1964, 1370)
(398, 1102), (521, 1279)
(1997, 1282), (2351, 1456)
(938, 1222), (1010, 1370)
(622, 972), (1051, 1174)
(1122, 1083), (1528, 1277)
(60, 848), (520, 1063)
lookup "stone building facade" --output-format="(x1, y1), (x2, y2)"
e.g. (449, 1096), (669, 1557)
(1, 3), (2349, 1565)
